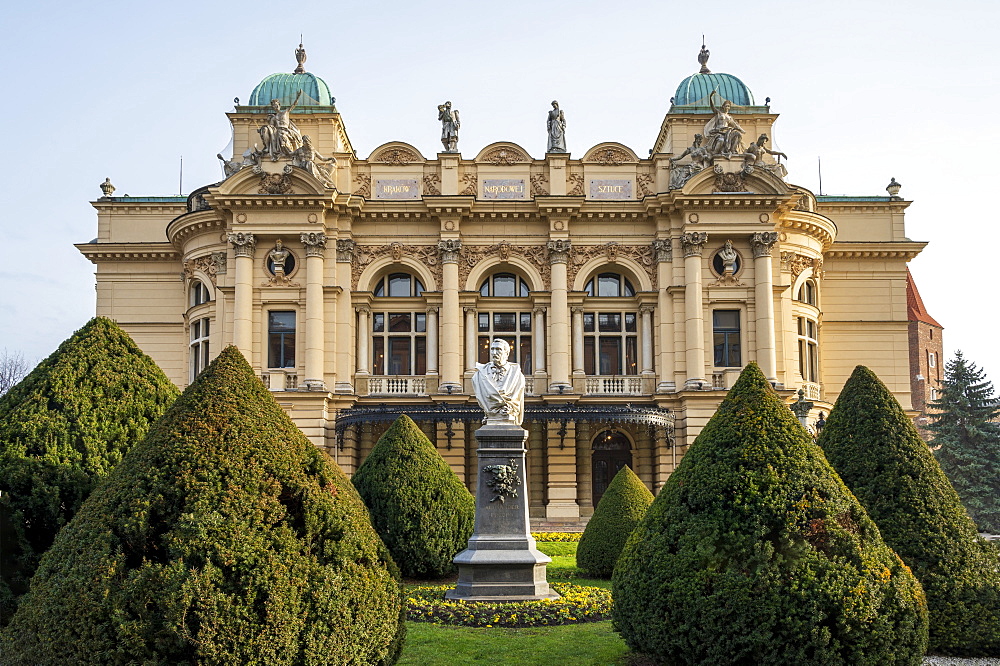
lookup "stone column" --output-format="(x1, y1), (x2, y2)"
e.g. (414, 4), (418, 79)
(465, 307), (478, 372)
(333, 239), (355, 393)
(640, 305), (654, 375)
(300, 232), (327, 390)
(532, 306), (546, 374)
(571, 307), (585, 376)
(751, 232), (779, 382)
(548, 240), (572, 392)
(356, 306), (370, 375)
(228, 232), (256, 360)
(653, 239), (675, 391)
(681, 232), (708, 390)
(439, 239), (462, 393)
(426, 306), (439, 376)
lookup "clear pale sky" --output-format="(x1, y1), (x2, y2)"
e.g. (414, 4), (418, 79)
(2, 0), (996, 387)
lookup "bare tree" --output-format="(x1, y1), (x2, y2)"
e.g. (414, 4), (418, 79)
(0, 349), (30, 395)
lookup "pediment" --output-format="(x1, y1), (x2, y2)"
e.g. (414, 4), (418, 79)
(582, 142), (640, 165)
(368, 142), (426, 165)
(216, 163), (329, 196)
(682, 164), (789, 196)
(474, 142), (533, 165)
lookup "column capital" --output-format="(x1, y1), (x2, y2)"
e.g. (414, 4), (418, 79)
(533, 306), (547, 315)
(437, 238), (462, 263)
(300, 232), (328, 257)
(464, 306), (477, 315)
(652, 238), (673, 262)
(571, 306), (584, 315)
(336, 238), (355, 263)
(426, 306), (439, 315)
(640, 305), (655, 315)
(750, 231), (779, 258)
(228, 232), (256, 257)
(680, 232), (708, 258)
(547, 239), (572, 264)
(356, 305), (371, 316)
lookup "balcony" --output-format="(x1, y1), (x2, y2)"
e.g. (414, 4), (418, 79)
(801, 382), (821, 401)
(261, 370), (298, 391)
(366, 376), (428, 397)
(584, 376), (643, 396)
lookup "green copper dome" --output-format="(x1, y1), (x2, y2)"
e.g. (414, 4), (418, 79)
(672, 44), (755, 107)
(249, 71), (334, 106)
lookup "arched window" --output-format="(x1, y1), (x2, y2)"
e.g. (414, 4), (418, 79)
(189, 280), (211, 307)
(480, 273), (530, 297)
(796, 280), (817, 306)
(373, 272), (425, 297)
(585, 273), (635, 297)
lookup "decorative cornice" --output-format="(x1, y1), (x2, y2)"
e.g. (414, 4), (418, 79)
(228, 232), (256, 257)
(680, 232), (709, 258)
(750, 231), (779, 258)
(823, 242), (926, 261)
(75, 242), (180, 264)
(300, 232), (328, 257)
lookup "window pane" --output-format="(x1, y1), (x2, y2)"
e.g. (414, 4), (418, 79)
(494, 313), (517, 332)
(584, 337), (595, 375)
(713, 310), (739, 330)
(415, 337), (426, 375)
(520, 337), (532, 374)
(388, 273), (411, 297)
(415, 313), (426, 333)
(414, 278), (425, 296)
(797, 317), (804, 335)
(583, 313), (595, 333)
(480, 279), (490, 297)
(374, 279), (385, 297)
(600, 337), (622, 374)
(493, 274), (516, 298)
(798, 339), (806, 378)
(585, 279), (594, 297)
(269, 311), (295, 332)
(281, 335), (295, 368)
(625, 313), (637, 332)
(520, 313), (532, 331)
(728, 336), (741, 366)
(519, 279), (530, 297)
(626, 336), (638, 374)
(807, 320), (816, 339)
(479, 313), (489, 332)
(599, 313), (621, 332)
(191, 323), (198, 341)
(478, 337), (490, 364)
(714, 333), (728, 367)
(389, 313), (411, 332)
(388, 337), (411, 375)
(623, 278), (635, 297)
(598, 274), (620, 297)
(373, 337), (384, 375)
(203, 319), (209, 336)
(373, 313), (384, 332)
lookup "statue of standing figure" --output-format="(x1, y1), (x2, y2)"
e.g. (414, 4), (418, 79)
(546, 101), (567, 153)
(705, 91), (745, 157)
(471, 338), (526, 426)
(438, 101), (460, 153)
(260, 91), (304, 160)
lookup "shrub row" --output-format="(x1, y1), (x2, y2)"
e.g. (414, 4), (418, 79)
(531, 532), (582, 542)
(405, 583), (611, 627)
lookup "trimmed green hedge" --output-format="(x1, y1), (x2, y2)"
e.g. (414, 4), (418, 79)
(0, 317), (179, 625)
(352, 415), (475, 579)
(532, 532), (582, 542)
(577, 466), (653, 578)
(613, 363), (928, 665)
(1, 346), (404, 665)
(405, 583), (611, 627)
(818, 365), (1000, 656)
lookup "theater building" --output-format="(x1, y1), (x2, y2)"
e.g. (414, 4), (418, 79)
(77, 45), (926, 521)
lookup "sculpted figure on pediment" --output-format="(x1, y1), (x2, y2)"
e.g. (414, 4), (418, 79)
(705, 92), (745, 157)
(260, 92), (304, 160)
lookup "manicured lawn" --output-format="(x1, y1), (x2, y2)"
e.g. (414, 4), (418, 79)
(398, 541), (627, 664)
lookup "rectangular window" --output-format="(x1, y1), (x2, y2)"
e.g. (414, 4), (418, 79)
(713, 310), (741, 367)
(584, 337), (596, 375)
(928, 351), (936, 368)
(493, 313), (517, 332)
(797, 316), (819, 382)
(388, 337), (411, 375)
(520, 337), (532, 374)
(190, 317), (210, 380)
(373, 337), (384, 375)
(268, 311), (295, 368)
(599, 337), (622, 375)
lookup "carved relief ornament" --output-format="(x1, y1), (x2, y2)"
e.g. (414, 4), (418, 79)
(352, 243), (441, 290)
(300, 232), (327, 257)
(547, 239), (573, 264)
(780, 251), (823, 278)
(567, 174), (585, 196)
(636, 173), (655, 197)
(652, 239), (672, 262)
(371, 147), (420, 165)
(255, 169), (293, 195)
(183, 252), (227, 287)
(714, 170), (746, 193)
(530, 173), (549, 196)
(567, 243), (656, 289)
(680, 232), (709, 257)
(481, 146), (531, 165)
(460, 173), (477, 196)
(584, 146), (636, 165)
(353, 174), (371, 198)
(336, 239), (355, 263)
(437, 239), (462, 263)
(228, 232), (256, 257)
(459, 243), (550, 289)
(750, 232), (779, 258)
(423, 173), (441, 196)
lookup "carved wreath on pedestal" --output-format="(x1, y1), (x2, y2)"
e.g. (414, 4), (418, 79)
(483, 459), (521, 503)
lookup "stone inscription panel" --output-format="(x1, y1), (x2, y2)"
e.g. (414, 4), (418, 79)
(589, 179), (633, 200)
(375, 179), (420, 199)
(482, 178), (527, 200)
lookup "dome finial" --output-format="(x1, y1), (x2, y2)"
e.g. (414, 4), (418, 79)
(294, 37), (307, 74)
(698, 37), (711, 74)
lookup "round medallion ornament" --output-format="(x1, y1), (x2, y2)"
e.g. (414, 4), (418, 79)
(688, 213), (699, 223)
(236, 213), (248, 224)
(759, 213), (770, 223)
(307, 213), (318, 223)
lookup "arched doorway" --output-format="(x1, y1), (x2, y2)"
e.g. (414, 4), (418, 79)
(592, 429), (633, 506)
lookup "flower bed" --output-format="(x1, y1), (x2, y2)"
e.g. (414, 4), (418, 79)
(405, 582), (611, 628)
(531, 532), (582, 542)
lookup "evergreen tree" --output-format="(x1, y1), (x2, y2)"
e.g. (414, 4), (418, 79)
(0, 317), (179, 625)
(928, 351), (1000, 534)
(577, 465), (653, 578)
(613, 363), (928, 665)
(1, 347), (404, 665)
(818, 365), (1000, 656)
(351, 415), (475, 579)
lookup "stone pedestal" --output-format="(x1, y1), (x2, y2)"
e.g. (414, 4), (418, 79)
(447, 423), (558, 601)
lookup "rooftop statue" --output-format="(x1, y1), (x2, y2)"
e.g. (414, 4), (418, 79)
(546, 101), (567, 153)
(260, 91), (304, 161)
(744, 134), (787, 177)
(99, 177), (115, 198)
(705, 91), (745, 157)
(438, 101), (460, 153)
(669, 134), (711, 189)
(472, 338), (526, 426)
(291, 135), (336, 187)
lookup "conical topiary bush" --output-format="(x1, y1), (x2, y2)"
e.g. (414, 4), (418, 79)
(0, 317), (179, 625)
(818, 365), (1000, 657)
(351, 415), (475, 579)
(0, 346), (404, 665)
(577, 465), (653, 578)
(613, 363), (928, 665)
